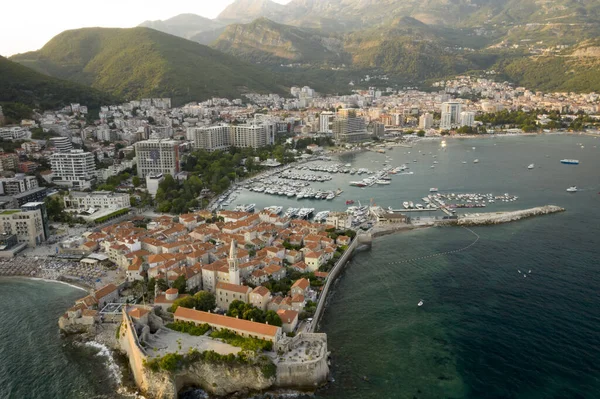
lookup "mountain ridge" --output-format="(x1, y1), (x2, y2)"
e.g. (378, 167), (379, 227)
(0, 55), (116, 114)
(10, 27), (286, 105)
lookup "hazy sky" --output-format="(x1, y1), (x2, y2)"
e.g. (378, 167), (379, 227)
(1, 0), (291, 57)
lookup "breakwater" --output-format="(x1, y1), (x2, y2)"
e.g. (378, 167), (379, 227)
(448, 205), (565, 226)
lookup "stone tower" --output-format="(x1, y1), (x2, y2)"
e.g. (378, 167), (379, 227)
(228, 240), (240, 285)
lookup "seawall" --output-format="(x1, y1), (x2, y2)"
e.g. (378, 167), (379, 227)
(310, 234), (363, 333)
(447, 205), (565, 226)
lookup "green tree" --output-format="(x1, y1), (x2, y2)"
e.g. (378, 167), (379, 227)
(265, 310), (282, 327)
(156, 278), (169, 292)
(193, 291), (216, 312)
(172, 275), (187, 294)
(169, 296), (197, 312)
(132, 176), (141, 187)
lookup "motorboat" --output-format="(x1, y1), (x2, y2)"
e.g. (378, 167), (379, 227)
(528, 164), (535, 169)
(560, 159), (580, 165)
(473, 159), (479, 164)
(418, 300), (424, 307)
(429, 188), (438, 192)
(566, 186), (578, 193)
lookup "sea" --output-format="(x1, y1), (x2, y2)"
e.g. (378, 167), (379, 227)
(1, 134), (599, 399)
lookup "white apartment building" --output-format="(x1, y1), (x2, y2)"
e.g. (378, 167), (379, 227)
(188, 124), (275, 151)
(0, 127), (29, 140)
(49, 136), (73, 153)
(0, 208), (45, 247)
(460, 111), (476, 127)
(64, 191), (130, 210)
(440, 102), (462, 130)
(0, 174), (38, 196)
(419, 113), (433, 129)
(134, 139), (180, 178)
(319, 111), (335, 133)
(50, 150), (96, 189)
(232, 124), (274, 149)
(188, 125), (231, 152)
(326, 212), (353, 230)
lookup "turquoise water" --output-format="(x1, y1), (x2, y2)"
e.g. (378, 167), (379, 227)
(0, 134), (599, 398)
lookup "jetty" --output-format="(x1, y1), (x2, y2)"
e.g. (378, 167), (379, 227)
(448, 205), (565, 226)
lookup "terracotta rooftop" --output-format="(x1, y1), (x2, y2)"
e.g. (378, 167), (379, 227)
(128, 307), (150, 319)
(174, 307), (280, 337)
(94, 283), (117, 300)
(251, 286), (271, 297)
(276, 309), (299, 324)
(216, 282), (251, 294)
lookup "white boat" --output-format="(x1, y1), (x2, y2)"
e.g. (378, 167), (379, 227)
(376, 180), (391, 185)
(403, 201), (409, 209)
(566, 186), (578, 193)
(560, 159), (580, 165)
(473, 159), (479, 164)
(326, 192), (335, 200)
(418, 300), (424, 307)
(528, 164), (535, 170)
(429, 188), (438, 192)
(462, 161), (467, 164)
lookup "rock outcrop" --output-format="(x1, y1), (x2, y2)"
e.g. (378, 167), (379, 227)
(142, 361), (274, 399)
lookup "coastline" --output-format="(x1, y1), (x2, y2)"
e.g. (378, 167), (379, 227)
(0, 275), (92, 293)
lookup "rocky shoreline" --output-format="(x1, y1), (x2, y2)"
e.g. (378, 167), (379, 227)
(450, 205), (566, 226)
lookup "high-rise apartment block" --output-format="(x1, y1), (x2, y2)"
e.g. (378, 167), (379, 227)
(187, 123), (276, 152)
(460, 111), (476, 127)
(50, 150), (96, 189)
(332, 112), (370, 142)
(319, 112), (335, 133)
(134, 139), (180, 178)
(440, 102), (463, 130)
(419, 113), (434, 129)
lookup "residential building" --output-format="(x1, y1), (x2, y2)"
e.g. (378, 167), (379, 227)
(440, 102), (462, 130)
(419, 113), (433, 129)
(326, 212), (353, 230)
(189, 123), (275, 151)
(460, 111), (476, 127)
(0, 154), (19, 172)
(50, 150), (96, 189)
(134, 138), (180, 178)
(319, 111), (335, 133)
(188, 125), (231, 152)
(276, 309), (299, 334)
(21, 202), (50, 242)
(216, 282), (252, 310)
(249, 286), (271, 311)
(49, 136), (73, 153)
(0, 208), (45, 247)
(0, 127), (28, 140)
(0, 174), (38, 196)
(174, 307), (283, 343)
(64, 191), (131, 210)
(332, 113), (370, 142)
(370, 122), (385, 137)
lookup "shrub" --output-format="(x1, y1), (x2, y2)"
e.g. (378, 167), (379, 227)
(165, 321), (211, 336)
